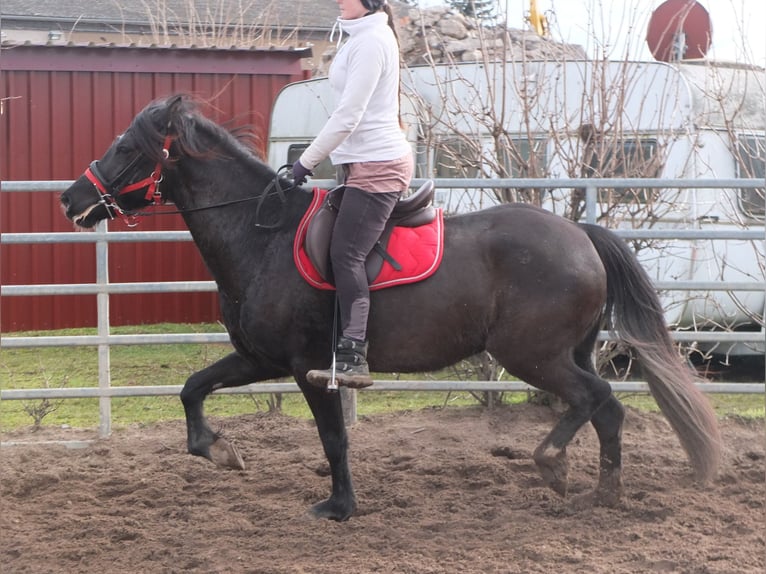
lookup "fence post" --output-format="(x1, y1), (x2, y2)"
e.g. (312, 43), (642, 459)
(585, 184), (597, 224)
(340, 387), (357, 426)
(96, 220), (112, 438)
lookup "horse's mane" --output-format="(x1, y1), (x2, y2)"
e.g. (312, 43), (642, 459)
(130, 95), (274, 178)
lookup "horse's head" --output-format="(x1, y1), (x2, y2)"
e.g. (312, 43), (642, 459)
(61, 95), (189, 228)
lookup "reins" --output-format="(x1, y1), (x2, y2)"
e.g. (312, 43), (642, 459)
(126, 164), (297, 230)
(85, 133), (300, 228)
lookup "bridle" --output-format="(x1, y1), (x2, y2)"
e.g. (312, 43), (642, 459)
(82, 130), (296, 229)
(84, 135), (173, 226)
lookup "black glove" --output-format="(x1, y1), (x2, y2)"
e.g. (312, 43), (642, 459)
(291, 160), (313, 185)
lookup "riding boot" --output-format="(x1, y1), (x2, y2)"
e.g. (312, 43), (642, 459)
(307, 336), (373, 389)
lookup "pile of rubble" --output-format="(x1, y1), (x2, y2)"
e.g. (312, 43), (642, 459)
(318, 6), (585, 73)
(397, 6), (585, 65)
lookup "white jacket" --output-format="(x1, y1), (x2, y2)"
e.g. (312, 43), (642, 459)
(299, 12), (411, 170)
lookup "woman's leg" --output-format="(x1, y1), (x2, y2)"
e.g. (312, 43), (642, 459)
(306, 187), (399, 389)
(330, 187), (400, 341)
(307, 153), (412, 389)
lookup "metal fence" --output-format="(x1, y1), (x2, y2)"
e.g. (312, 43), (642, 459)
(2, 178), (764, 437)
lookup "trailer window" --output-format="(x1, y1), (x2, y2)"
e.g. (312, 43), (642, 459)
(500, 139), (547, 178)
(287, 144), (337, 180)
(433, 139), (481, 178)
(735, 136), (765, 218)
(583, 139), (660, 203)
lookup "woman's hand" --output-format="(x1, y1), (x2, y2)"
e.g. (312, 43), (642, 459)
(291, 160), (313, 185)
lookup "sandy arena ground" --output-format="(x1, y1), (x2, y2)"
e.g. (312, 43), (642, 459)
(2, 402), (764, 573)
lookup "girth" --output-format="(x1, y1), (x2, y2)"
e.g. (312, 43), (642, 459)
(304, 180), (436, 284)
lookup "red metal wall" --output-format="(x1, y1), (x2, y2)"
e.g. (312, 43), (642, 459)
(0, 44), (309, 332)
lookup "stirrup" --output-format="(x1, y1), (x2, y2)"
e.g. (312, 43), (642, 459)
(306, 366), (373, 390)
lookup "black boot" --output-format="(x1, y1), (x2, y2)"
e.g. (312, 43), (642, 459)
(307, 336), (373, 389)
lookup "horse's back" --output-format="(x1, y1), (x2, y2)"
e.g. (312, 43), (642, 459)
(445, 203), (602, 274)
(369, 203), (607, 371)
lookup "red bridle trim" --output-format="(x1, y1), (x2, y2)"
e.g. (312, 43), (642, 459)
(83, 135), (173, 226)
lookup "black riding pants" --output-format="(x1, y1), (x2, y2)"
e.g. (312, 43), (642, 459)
(331, 186), (401, 341)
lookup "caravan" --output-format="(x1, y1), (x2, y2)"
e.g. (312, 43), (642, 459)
(268, 60), (765, 357)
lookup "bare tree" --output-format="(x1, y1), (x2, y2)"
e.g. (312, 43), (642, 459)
(398, 2), (764, 382)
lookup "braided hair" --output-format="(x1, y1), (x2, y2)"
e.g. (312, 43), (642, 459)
(361, 0), (403, 125)
(362, 0), (399, 44)
(361, 0), (387, 12)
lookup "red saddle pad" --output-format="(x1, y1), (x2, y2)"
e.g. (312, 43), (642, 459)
(293, 188), (445, 291)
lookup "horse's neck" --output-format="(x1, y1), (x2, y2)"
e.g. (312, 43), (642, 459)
(173, 162), (304, 297)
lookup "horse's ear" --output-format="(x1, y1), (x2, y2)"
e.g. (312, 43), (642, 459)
(166, 94), (186, 121)
(163, 95), (191, 140)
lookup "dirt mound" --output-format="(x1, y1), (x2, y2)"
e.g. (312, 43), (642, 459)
(1, 403), (763, 573)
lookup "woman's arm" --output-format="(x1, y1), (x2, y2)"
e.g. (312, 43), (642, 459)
(299, 39), (387, 169)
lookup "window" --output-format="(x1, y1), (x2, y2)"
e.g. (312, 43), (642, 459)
(433, 139), (481, 178)
(433, 138), (548, 179)
(286, 144), (337, 180)
(500, 139), (547, 178)
(583, 138), (660, 203)
(735, 135), (765, 218)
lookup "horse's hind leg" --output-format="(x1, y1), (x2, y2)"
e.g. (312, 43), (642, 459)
(180, 351), (284, 469)
(574, 342), (626, 506)
(517, 358), (614, 498)
(588, 395), (625, 506)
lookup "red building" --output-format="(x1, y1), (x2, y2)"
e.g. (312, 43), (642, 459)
(0, 43), (309, 331)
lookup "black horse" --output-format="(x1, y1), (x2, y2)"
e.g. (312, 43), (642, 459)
(60, 96), (720, 521)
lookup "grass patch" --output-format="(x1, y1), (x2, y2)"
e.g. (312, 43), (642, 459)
(1, 323), (231, 430)
(616, 392), (764, 420)
(1, 324), (763, 431)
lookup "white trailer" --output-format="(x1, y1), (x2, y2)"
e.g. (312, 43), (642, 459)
(267, 60), (764, 356)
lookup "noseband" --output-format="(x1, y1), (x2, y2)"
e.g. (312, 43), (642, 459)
(84, 135), (173, 226)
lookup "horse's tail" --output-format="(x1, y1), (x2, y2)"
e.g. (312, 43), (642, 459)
(581, 223), (721, 482)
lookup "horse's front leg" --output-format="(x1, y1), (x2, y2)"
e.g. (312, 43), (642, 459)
(180, 351), (283, 469)
(297, 376), (356, 522)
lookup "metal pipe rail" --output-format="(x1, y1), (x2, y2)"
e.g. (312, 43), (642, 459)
(1, 329), (761, 350)
(2, 380), (763, 401)
(4, 178), (764, 192)
(2, 278), (764, 299)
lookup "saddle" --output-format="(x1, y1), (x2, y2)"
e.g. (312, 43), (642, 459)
(304, 180), (437, 284)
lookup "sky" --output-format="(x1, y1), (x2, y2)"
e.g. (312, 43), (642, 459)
(418, 0), (766, 67)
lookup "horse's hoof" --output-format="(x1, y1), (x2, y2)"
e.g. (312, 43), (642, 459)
(208, 437), (245, 470)
(568, 491), (596, 510)
(541, 471), (568, 497)
(594, 489), (621, 507)
(569, 485), (621, 510)
(594, 472), (623, 507)
(593, 485), (622, 508)
(534, 451), (569, 497)
(310, 497), (356, 522)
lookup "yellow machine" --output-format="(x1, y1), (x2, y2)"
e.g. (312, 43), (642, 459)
(527, 0), (550, 37)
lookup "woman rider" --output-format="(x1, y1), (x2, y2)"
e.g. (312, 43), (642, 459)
(291, 0), (413, 388)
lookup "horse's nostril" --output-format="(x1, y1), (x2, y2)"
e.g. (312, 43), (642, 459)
(60, 194), (70, 207)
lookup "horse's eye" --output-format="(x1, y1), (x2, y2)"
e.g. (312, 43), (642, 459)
(114, 133), (134, 154)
